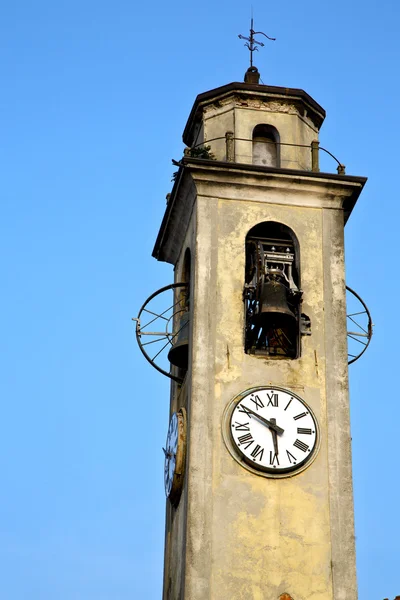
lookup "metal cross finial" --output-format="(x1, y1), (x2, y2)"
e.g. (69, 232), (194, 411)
(238, 17), (276, 67)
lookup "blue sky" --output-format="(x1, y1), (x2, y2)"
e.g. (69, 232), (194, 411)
(0, 0), (398, 598)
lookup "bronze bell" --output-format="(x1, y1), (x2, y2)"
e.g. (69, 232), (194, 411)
(167, 312), (190, 370)
(257, 276), (296, 330)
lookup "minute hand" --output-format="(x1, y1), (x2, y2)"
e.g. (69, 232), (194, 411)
(241, 405), (284, 435)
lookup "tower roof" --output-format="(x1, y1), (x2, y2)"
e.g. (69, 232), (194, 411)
(183, 81), (326, 147)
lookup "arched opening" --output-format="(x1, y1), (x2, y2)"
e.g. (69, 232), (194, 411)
(180, 248), (191, 309)
(252, 124), (280, 167)
(244, 221), (302, 358)
(168, 248), (192, 376)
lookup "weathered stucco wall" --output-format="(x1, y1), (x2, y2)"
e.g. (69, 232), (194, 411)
(168, 170), (359, 600)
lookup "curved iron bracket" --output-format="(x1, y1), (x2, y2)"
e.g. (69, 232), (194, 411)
(133, 283), (189, 383)
(346, 285), (373, 365)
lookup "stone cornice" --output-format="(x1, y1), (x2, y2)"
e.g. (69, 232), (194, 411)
(183, 82), (326, 146)
(153, 159), (367, 265)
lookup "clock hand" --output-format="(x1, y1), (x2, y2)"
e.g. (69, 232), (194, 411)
(270, 418), (279, 455)
(241, 405), (284, 435)
(162, 447), (175, 459)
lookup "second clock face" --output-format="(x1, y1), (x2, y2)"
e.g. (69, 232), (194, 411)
(229, 387), (318, 475)
(164, 409), (186, 506)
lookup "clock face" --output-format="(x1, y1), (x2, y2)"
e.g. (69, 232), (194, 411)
(229, 387), (318, 476)
(164, 413), (178, 497)
(164, 409), (186, 505)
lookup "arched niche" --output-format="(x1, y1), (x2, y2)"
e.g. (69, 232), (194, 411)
(252, 124), (280, 167)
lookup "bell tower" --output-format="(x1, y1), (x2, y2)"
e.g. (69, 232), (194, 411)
(149, 63), (367, 599)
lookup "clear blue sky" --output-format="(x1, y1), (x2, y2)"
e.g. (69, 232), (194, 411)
(0, 1), (397, 598)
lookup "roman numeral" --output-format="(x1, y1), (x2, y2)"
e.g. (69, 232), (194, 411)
(293, 412), (308, 420)
(250, 394), (264, 410)
(238, 405), (252, 417)
(284, 397), (293, 411)
(234, 421), (250, 431)
(250, 444), (264, 461)
(286, 450), (297, 464)
(269, 451), (279, 466)
(238, 433), (254, 449)
(293, 439), (309, 453)
(266, 392), (279, 407)
(297, 428), (312, 435)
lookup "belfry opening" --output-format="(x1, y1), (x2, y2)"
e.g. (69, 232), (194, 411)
(244, 221), (301, 358)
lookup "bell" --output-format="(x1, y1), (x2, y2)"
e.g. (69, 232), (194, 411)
(167, 312), (190, 370)
(257, 277), (296, 330)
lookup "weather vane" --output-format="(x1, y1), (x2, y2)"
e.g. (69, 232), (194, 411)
(238, 17), (276, 67)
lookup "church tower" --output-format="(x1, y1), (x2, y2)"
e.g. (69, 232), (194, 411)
(151, 62), (367, 599)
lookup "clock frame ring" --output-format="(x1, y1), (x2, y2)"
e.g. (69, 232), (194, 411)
(222, 386), (321, 479)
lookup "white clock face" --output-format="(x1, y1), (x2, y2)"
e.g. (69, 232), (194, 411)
(164, 409), (186, 505)
(229, 387), (318, 475)
(164, 413), (178, 497)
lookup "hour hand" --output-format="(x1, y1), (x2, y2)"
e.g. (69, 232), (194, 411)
(163, 447), (174, 459)
(270, 418), (279, 455)
(241, 405), (284, 435)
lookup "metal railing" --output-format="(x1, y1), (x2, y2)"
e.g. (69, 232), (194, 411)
(188, 134), (346, 175)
